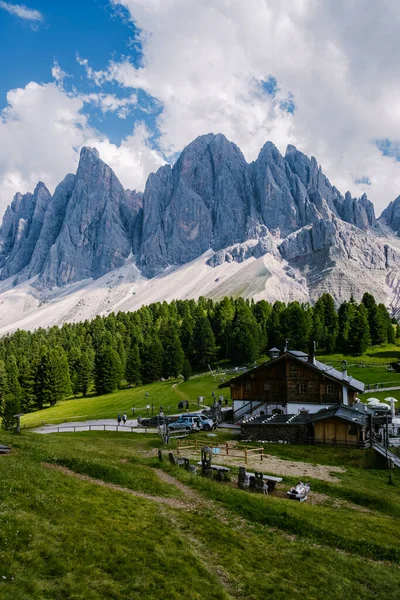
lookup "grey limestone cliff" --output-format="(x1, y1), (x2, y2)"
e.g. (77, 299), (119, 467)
(0, 133), (384, 296)
(0, 182), (51, 279)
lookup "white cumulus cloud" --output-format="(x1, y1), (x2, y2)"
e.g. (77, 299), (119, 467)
(0, 1), (43, 22)
(0, 79), (164, 215)
(98, 0), (400, 213)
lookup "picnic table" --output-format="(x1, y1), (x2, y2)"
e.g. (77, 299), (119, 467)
(247, 472), (282, 492)
(197, 461), (230, 481)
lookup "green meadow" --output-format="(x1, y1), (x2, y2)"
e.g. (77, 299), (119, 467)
(1, 429), (400, 599)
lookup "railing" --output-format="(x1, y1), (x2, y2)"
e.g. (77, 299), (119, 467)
(177, 439), (264, 464)
(233, 400), (264, 422)
(37, 424), (146, 434)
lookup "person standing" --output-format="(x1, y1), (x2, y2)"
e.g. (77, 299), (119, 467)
(122, 413), (127, 425)
(117, 414), (122, 426)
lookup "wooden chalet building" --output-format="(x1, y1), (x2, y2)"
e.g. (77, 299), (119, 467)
(219, 348), (366, 446)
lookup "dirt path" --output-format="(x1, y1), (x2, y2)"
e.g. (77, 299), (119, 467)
(42, 462), (190, 509)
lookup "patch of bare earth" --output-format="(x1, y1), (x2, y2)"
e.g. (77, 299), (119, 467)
(178, 449), (344, 482)
(42, 462), (189, 510)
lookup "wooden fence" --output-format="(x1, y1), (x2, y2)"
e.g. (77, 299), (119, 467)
(177, 439), (264, 464)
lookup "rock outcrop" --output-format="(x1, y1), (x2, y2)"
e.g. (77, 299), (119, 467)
(0, 133), (389, 309)
(0, 182), (51, 279)
(380, 196), (400, 235)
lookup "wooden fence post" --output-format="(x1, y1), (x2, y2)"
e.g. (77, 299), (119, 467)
(261, 447), (263, 461)
(245, 449), (248, 465)
(226, 442), (229, 455)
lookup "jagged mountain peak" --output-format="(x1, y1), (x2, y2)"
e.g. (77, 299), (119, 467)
(0, 133), (391, 313)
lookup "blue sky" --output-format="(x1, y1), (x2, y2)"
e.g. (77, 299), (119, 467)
(0, 0), (158, 145)
(1, 0), (400, 217)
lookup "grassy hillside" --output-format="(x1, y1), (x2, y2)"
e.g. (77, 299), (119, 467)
(18, 343), (400, 429)
(21, 373), (222, 429)
(1, 430), (400, 599)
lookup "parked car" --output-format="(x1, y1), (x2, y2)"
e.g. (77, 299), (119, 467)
(139, 415), (174, 427)
(168, 416), (202, 433)
(186, 413), (217, 431)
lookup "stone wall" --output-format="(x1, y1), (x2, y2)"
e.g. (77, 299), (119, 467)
(241, 423), (308, 443)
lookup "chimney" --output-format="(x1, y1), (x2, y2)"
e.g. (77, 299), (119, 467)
(284, 339), (289, 353)
(341, 360), (348, 381)
(307, 341), (316, 365)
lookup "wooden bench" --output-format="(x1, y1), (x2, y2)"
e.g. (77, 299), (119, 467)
(197, 462), (230, 481)
(247, 472), (282, 492)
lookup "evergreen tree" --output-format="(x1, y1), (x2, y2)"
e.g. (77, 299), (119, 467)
(140, 336), (164, 384)
(251, 300), (271, 353)
(94, 347), (122, 395)
(314, 294), (338, 351)
(337, 301), (356, 352)
(267, 301), (286, 349)
(76, 350), (94, 395)
(182, 358), (192, 381)
(34, 348), (53, 410)
(228, 304), (261, 364)
(162, 327), (184, 378)
(0, 356), (21, 430)
(281, 302), (311, 351)
(189, 313), (216, 370)
(348, 305), (371, 355)
(18, 357), (36, 412)
(125, 345), (142, 386)
(49, 347), (72, 404)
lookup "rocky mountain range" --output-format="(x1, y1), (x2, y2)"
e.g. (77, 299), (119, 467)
(1, 132), (400, 333)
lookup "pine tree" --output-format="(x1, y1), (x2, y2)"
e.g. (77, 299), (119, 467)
(49, 347), (72, 404)
(314, 294), (338, 351)
(1, 356), (21, 430)
(125, 345), (142, 386)
(337, 301), (356, 352)
(94, 347), (122, 395)
(281, 302), (311, 351)
(182, 358), (192, 381)
(349, 305), (371, 355)
(76, 350), (94, 395)
(189, 313), (216, 370)
(228, 304), (261, 364)
(267, 301), (285, 349)
(18, 357), (36, 412)
(162, 328), (184, 379)
(140, 336), (164, 384)
(34, 348), (53, 409)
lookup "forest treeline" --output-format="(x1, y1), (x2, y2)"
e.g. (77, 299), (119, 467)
(0, 292), (397, 428)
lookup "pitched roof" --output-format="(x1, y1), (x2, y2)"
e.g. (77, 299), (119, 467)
(309, 404), (367, 426)
(241, 405), (366, 427)
(242, 413), (312, 426)
(219, 350), (365, 392)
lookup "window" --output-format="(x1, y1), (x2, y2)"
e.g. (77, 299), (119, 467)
(298, 383), (308, 394)
(327, 384), (335, 395)
(245, 381), (252, 391)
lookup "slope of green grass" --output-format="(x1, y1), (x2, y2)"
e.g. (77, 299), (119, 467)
(1, 430), (400, 599)
(19, 342), (400, 430)
(21, 373), (222, 428)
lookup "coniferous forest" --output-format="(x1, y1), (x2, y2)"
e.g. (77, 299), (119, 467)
(0, 292), (397, 427)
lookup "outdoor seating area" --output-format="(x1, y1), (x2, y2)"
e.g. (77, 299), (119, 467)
(238, 467), (282, 494)
(162, 447), (231, 480)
